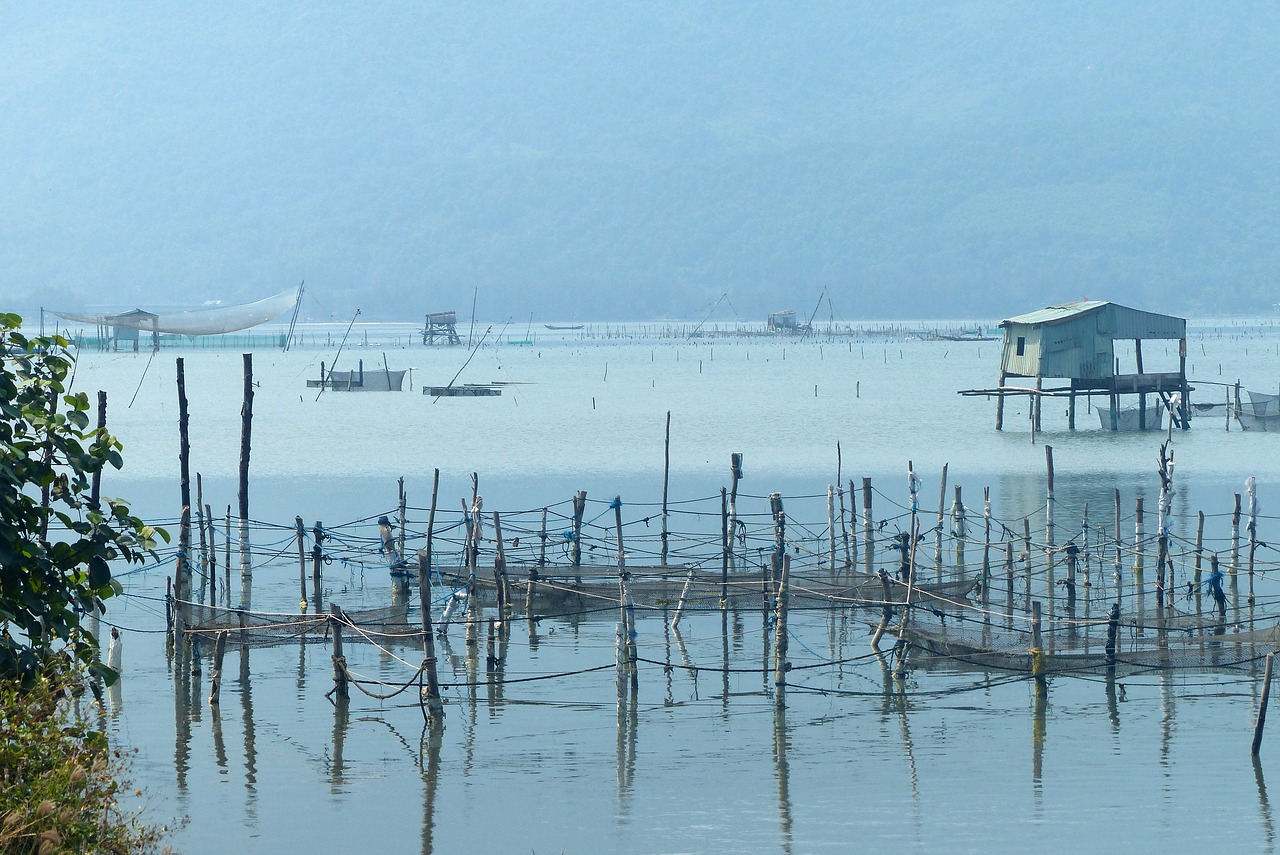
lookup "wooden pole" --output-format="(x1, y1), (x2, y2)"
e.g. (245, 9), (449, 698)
(720, 487), (729, 609)
(330, 604), (348, 700)
(1005, 541), (1015, 629)
(935, 463), (948, 581)
(417, 539), (444, 723)
(773, 553), (790, 710)
(196, 474), (208, 610)
(492, 511), (510, 625)
(224, 506), (231, 604)
(238, 353), (253, 581)
(571, 490), (587, 568)
(398, 477), (407, 563)
(614, 497), (637, 692)
(90, 391), (106, 511)
(1031, 600), (1045, 686)
(1194, 510), (1205, 588)
(1255, 653), (1276, 757)
(205, 502), (216, 607)
(311, 521), (324, 608)
(839, 482), (852, 571)
(295, 516), (307, 612)
(529, 507), (545, 618)
(827, 484), (837, 577)
(1232, 492), (1242, 580)
(1134, 497), (1145, 581)
(862, 477), (874, 574)
(729, 453), (743, 578)
(982, 486), (991, 619)
(175, 359), (192, 628)
(1045, 445), (1055, 590)
(208, 630), (229, 706)
(661, 411), (671, 566)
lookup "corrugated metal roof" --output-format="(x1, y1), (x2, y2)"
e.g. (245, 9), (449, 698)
(999, 301), (1185, 339)
(1000, 300), (1109, 327)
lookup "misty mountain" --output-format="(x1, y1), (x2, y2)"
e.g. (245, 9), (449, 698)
(3, 2), (1278, 323)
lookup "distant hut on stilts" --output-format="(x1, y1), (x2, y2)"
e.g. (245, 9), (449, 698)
(961, 301), (1190, 432)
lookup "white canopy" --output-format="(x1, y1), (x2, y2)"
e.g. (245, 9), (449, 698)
(54, 287), (299, 336)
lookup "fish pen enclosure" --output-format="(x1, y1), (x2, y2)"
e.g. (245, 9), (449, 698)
(136, 445), (1280, 724)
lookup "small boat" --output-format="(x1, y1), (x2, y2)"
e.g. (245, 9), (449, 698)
(544, 324), (584, 331)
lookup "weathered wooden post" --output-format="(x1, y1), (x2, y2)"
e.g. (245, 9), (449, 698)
(528, 507), (546, 618)
(1254, 653), (1276, 757)
(1247, 477), (1258, 608)
(417, 539), (444, 724)
(329, 604), (348, 700)
(729, 453), (743, 578)
(951, 484), (966, 571)
(935, 463), (948, 581)
(571, 490), (587, 568)
(175, 359), (193, 640)
(1031, 600), (1045, 687)
(397, 477), (407, 562)
(614, 497), (638, 692)
(1231, 492), (1242, 580)
(1194, 510), (1206, 590)
(1134, 496), (1145, 582)
(661, 411), (671, 565)
(982, 487), (992, 619)
(839, 482), (852, 571)
(205, 503), (217, 606)
(90, 391), (106, 511)
(870, 569), (893, 650)
(238, 353), (254, 582)
(773, 553), (790, 710)
(208, 630), (228, 706)
(770, 493), (786, 588)
(827, 485), (837, 577)
(862, 477), (874, 574)
(492, 511), (511, 625)
(720, 487), (729, 609)
(196, 474), (208, 610)
(1005, 541), (1015, 629)
(1045, 445), (1055, 591)
(295, 516), (308, 612)
(311, 521), (324, 608)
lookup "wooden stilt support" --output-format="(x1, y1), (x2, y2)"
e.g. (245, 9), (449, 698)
(330, 603), (348, 700)
(1255, 653), (1276, 757)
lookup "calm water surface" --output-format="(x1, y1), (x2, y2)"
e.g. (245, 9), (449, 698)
(63, 319), (1280, 853)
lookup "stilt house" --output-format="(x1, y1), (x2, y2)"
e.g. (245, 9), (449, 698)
(990, 301), (1189, 431)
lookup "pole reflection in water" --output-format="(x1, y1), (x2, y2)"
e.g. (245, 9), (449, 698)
(239, 643), (258, 823)
(1256, 755), (1276, 854)
(773, 703), (793, 855)
(174, 638), (192, 796)
(420, 723), (444, 855)
(1105, 672), (1121, 732)
(1159, 671), (1175, 768)
(721, 611), (730, 718)
(615, 689), (637, 817)
(671, 621), (698, 702)
(329, 695), (350, 792)
(1031, 681), (1047, 808)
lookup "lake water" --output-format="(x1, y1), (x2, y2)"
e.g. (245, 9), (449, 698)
(59, 318), (1280, 853)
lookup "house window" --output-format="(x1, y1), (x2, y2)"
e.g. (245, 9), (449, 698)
(1016, 336), (1026, 356)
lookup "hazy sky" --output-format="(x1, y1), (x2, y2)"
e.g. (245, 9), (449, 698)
(4, 3), (1277, 323)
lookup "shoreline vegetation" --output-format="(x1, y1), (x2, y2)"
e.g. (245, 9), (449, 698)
(1, 313), (171, 854)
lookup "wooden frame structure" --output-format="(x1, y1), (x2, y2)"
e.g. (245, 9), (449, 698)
(960, 301), (1190, 432)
